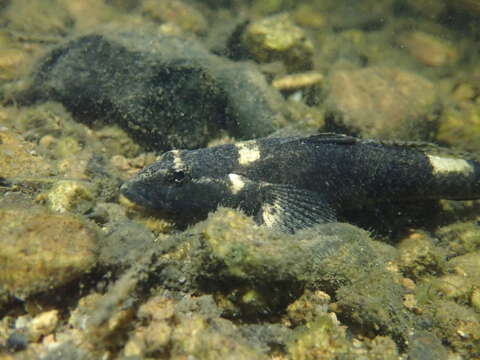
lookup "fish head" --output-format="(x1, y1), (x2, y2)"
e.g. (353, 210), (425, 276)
(120, 149), (236, 217)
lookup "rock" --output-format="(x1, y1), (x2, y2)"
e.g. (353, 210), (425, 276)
(0, 128), (52, 178)
(438, 103), (480, 153)
(397, 232), (445, 279)
(29, 310), (59, 341)
(287, 314), (350, 359)
(242, 13), (314, 72)
(47, 180), (95, 214)
(435, 221), (480, 257)
(325, 67), (439, 140)
(397, 31), (458, 67)
(60, 0), (120, 31)
(140, 0), (208, 34)
(0, 207), (97, 299)
(407, 331), (448, 360)
(191, 208), (412, 343)
(6, 332), (28, 352)
(4, 0), (73, 37)
(98, 220), (156, 269)
(272, 71), (323, 91)
(423, 300), (480, 357)
(17, 29), (283, 151)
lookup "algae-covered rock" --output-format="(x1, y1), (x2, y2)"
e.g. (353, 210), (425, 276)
(397, 232), (445, 279)
(140, 0), (208, 34)
(197, 208), (379, 290)
(325, 67), (439, 140)
(122, 294), (268, 359)
(4, 0), (73, 36)
(242, 13), (314, 72)
(435, 221), (480, 257)
(0, 128), (52, 178)
(17, 29), (283, 151)
(0, 207), (97, 299)
(437, 104), (480, 153)
(192, 208), (414, 342)
(397, 31), (458, 67)
(47, 180), (95, 214)
(424, 299), (480, 357)
(287, 314), (350, 360)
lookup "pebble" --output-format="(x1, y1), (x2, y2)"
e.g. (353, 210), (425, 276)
(140, 0), (208, 34)
(47, 180), (95, 213)
(397, 31), (458, 67)
(242, 13), (314, 72)
(272, 71), (323, 91)
(29, 310), (59, 341)
(0, 207), (97, 299)
(325, 66), (439, 140)
(0, 129), (52, 178)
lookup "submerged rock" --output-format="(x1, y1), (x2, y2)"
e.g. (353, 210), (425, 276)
(325, 66), (439, 140)
(0, 207), (97, 299)
(17, 29), (284, 151)
(242, 13), (314, 72)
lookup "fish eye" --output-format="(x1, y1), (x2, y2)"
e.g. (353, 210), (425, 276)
(167, 169), (191, 185)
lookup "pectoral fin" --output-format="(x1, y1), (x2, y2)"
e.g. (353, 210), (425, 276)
(256, 183), (336, 232)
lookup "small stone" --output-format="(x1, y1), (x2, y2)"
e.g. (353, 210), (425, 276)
(141, 0), (208, 34)
(325, 67), (439, 140)
(272, 71), (323, 91)
(401, 277), (416, 292)
(0, 129), (52, 178)
(0, 207), (97, 299)
(403, 294), (421, 314)
(29, 310), (59, 341)
(448, 251), (480, 279)
(435, 274), (470, 299)
(242, 13), (314, 72)
(287, 314), (350, 359)
(438, 104), (480, 153)
(143, 321), (172, 352)
(47, 180), (95, 213)
(397, 232), (444, 279)
(397, 31), (458, 67)
(6, 332), (28, 352)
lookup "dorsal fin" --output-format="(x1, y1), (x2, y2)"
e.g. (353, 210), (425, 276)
(374, 139), (478, 161)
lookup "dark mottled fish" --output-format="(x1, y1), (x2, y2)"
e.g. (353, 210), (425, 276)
(121, 133), (480, 232)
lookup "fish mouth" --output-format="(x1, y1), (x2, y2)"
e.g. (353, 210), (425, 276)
(120, 181), (156, 209)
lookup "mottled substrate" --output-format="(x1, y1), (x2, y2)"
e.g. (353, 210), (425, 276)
(1, 0), (480, 359)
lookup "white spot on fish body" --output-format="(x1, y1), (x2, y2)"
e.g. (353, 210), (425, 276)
(236, 141), (261, 166)
(427, 155), (474, 176)
(228, 173), (246, 194)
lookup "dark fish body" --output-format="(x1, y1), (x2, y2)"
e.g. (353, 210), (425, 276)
(121, 134), (480, 232)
